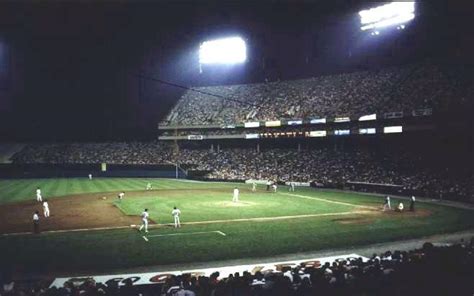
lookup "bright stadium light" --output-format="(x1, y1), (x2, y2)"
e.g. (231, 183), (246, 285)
(359, 2), (415, 31)
(199, 36), (247, 65)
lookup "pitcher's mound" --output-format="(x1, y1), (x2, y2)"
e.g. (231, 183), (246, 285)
(215, 201), (257, 208)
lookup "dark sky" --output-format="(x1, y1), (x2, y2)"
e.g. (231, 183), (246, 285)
(0, 0), (472, 141)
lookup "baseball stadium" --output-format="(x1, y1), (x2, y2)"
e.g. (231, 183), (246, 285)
(0, 1), (473, 295)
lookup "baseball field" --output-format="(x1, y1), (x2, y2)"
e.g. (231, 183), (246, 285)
(0, 178), (473, 275)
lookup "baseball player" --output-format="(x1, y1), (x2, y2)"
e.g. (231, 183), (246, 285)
(272, 183), (277, 193)
(383, 196), (391, 211)
(410, 195), (416, 211)
(232, 187), (239, 202)
(251, 181), (257, 192)
(146, 182), (153, 190)
(88, 173), (93, 180)
(43, 199), (50, 217)
(118, 191), (125, 202)
(33, 211), (40, 234)
(397, 202), (404, 212)
(36, 187), (42, 202)
(289, 182), (295, 192)
(172, 206), (181, 228)
(139, 208), (149, 233)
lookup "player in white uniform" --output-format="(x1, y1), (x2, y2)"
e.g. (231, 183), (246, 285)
(272, 183), (277, 193)
(88, 173), (93, 180)
(43, 199), (50, 217)
(139, 209), (149, 233)
(232, 187), (239, 202)
(383, 196), (391, 211)
(252, 181), (257, 192)
(33, 211), (40, 234)
(118, 192), (125, 202)
(146, 182), (152, 190)
(289, 182), (295, 192)
(172, 206), (181, 228)
(36, 187), (42, 202)
(397, 202), (404, 212)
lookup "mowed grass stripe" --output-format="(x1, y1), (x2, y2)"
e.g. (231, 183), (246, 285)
(0, 180), (24, 202)
(126, 178), (148, 189)
(280, 192), (377, 210)
(92, 179), (109, 193)
(45, 179), (62, 198)
(10, 182), (37, 203)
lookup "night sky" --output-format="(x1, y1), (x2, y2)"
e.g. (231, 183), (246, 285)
(0, 1), (471, 141)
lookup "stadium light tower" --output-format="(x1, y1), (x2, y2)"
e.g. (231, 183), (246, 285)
(359, 2), (415, 32)
(199, 36), (247, 65)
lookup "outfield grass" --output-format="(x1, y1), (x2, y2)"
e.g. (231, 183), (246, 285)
(0, 178), (473, 274)
(0, 178), (235, 204)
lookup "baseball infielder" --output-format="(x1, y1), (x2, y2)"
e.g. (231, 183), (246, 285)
(172, 206), (181, 228)
(383, 196), (391, 211)
(146, 182), (152, 190)
(118, 192), (125, 202)
(139, 209), (149, 233)
(232, 187), (239, 202)
(43, 199), (50, 217)
(36, 187), (42, 202)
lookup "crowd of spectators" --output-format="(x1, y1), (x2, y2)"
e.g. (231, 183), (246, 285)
(10, 142), (473, 202)
(2, 239), (473, 295)
(161, 61), (472, 126)
(11, 142), (175, 165)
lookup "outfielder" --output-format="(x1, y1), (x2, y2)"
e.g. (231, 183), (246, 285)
(233, 187), (239, 202)
(139, 209), (149, 233)
(172, 206), (181, 228)
(252, 181), (257, 192)
(43, 199), (50, 217)
(289, 182), (295, 192)
(88, 173), (93, 180)
(36, 187), (42, 202)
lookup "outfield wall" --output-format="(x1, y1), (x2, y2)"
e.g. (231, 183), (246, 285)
(0, 164), (186, 179)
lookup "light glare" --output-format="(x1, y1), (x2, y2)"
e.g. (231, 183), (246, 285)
(199, 37), (247, 65)
(359, 2), (415, 31)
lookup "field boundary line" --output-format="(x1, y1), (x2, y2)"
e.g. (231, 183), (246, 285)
(175, 210), (372, 226)
(0, 210), (373, 237)
(147, 230), (227, 238)
(280, 192), (377, 210)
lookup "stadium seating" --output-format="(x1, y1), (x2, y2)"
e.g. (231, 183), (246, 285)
(2, 240), (473, 295)
(161, 61), (472, 126)
(10, 142), (473, 202)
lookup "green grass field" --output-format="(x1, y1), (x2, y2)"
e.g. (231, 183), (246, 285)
(0, 178), (473, 274)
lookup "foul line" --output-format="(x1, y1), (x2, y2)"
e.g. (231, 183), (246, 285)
(146, 230), (227, 239)
(279, 192), (377, 210)
(1, 210), (373, 237)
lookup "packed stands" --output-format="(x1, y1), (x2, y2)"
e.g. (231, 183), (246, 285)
(10, 142), (473, 202)
(161, 61), (472, 126)
(2, 240), (473, 295)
